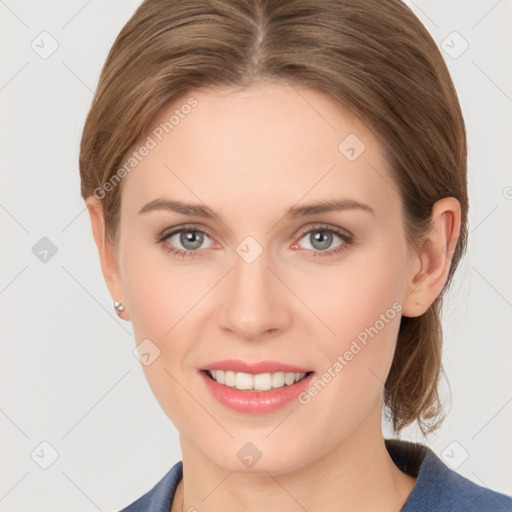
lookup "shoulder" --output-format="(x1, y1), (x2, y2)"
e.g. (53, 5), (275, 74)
(385, 439), (512, 512)
(116, 461), (183, 512)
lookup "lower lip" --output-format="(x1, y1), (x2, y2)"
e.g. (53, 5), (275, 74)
(200, 370), (315, 413)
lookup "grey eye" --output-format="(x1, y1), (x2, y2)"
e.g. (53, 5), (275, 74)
(179, 230), (205, 250)
(310, 230), (333, 250)
(299, 229), (343, 251)
(164, 229), (213, 251)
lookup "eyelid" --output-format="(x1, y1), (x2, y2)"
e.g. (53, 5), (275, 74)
(158, 222), (352, 244)
(294, 222), (353, 241)
(158, 223), (216, 241)
(156, 222), (354, 258)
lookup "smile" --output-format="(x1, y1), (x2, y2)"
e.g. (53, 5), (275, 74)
(205, 369), (311, 391)
(200, 368), (316, 414)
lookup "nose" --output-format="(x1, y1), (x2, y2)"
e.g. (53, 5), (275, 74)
(217, 247), (291, 341)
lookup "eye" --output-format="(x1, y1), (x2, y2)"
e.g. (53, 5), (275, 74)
(293, 224), (353, 257)
(157, 226), (216, 258)
(156, 223), (353, 259)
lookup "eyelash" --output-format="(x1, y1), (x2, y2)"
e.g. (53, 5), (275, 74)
(155, 223), (354, 260)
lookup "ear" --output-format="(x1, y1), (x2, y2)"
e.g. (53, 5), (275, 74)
(402, 197), (461, 318)
(85, 196), (130, 321)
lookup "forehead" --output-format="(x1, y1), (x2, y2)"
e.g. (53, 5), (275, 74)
(120, 82), (399, 219)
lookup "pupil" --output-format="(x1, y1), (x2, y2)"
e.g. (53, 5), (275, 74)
(181, 230), (203, 250)
(312, 230), (332, 250)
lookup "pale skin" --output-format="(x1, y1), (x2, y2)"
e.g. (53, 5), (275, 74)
(87, 81), (461, 512)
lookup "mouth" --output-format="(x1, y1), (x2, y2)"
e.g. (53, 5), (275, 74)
(199, 361), (316, 413)
(202, 369), (314, 392)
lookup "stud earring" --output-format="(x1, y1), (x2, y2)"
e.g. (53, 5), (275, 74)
(114, 300), (125, 317)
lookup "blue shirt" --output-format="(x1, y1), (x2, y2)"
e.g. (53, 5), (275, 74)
(118, 439), (512, 511)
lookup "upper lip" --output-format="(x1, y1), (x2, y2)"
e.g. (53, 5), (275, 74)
(199, 359), (312, 374)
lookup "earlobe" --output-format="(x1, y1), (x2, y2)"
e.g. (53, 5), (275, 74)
(401, 197), (461, 318)
(85, 196), (130, 321)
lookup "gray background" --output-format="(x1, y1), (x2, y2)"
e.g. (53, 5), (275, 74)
(1, 0), (511, 510)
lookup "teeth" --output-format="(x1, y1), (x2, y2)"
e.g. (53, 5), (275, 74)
(271, 372), (285, 388)
(208, 370), (307, 391)
(224, 370), (236, 387)
(236, 372), (254, 390)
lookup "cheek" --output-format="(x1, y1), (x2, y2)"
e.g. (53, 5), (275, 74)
(298, 295), (402, 447)
(120, 247), (202, 426)
(119, 241), (213, 396)
(303, 239), (406, 349)
(301, 241), (406, 410)
(120, 240), (202, 339)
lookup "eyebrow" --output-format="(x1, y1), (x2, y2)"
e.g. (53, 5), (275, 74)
(137, 197), (375, 219)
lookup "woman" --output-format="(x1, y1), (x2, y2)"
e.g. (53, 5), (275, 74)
(79, 0), (511, 510)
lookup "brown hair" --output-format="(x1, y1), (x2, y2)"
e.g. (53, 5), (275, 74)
(79, 0), (468, 435)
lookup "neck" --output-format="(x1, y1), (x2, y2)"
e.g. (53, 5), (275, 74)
(172, 404), (416, 512)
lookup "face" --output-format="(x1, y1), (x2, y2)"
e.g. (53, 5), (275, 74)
(113, 82), (417, 474)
